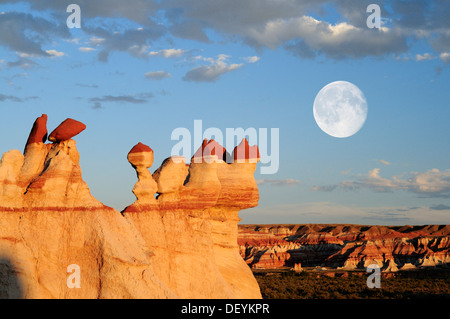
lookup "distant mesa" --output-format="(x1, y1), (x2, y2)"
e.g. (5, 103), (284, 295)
(25, 114), (48, 148)
(48, 118), (86, 142)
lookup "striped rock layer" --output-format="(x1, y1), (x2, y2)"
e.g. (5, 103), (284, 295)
(238, 224), (450, 271)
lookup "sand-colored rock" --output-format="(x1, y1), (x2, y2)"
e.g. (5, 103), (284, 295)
(123, 139), (262, 298)
(0, 123), (174, 298)
(152, 156), (188, 194)
(0, 115), (262, 299)
(127, 142), (157, 205)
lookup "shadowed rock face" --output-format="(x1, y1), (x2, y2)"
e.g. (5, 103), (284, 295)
(0, 116), (262, 299)
(238, 224), (450, 271)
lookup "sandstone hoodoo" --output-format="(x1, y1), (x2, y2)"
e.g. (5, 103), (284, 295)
(123, 138), (262, 298)
(0, 115), (262, 299)
(48, 118), (87, 142)
(24, 114), (48, 149)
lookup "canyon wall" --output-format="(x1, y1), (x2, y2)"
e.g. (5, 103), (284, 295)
(239, 224), (450, 272)
(0, 115), (261, 299)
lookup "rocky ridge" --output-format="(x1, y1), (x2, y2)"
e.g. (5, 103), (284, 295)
(239, 224), (450, 272)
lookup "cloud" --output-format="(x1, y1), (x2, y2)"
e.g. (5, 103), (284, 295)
(0, 94), (38, 103)
(78, 47), (96, 53)
(313, 168), (450, 198)
(0, 94), (22, 102)
(430, 204), (450, 211)
(440, 52), (450, 64)
(6, 57), (38, 69)
(76, 83), (99, 88)
(2, 0), (450, 63)
(415, 53), (435, 61)
(145, 71), (172, 80)
(148, 48), (186, 58)
(81, 25), (166, 61)
(378, 159), (391, 166)
(241, 202), (450, 225)
(311, 185), (338, 192)
(256, 179), (300, 187)
(89, 93), (154, 109)
(183, 54), (243, 82)
(45, 49), (64, 57)
(244, 56), (260, 63)
(0, 12), (69, 57)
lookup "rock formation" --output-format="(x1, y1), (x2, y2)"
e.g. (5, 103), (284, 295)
(239, 224), (450, 272)
(0, 115), (262, 299)
(48, 118), (86, 142)
(122, 138), (262, 298)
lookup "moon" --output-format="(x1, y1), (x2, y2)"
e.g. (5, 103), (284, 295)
(313, 81), (368, 138)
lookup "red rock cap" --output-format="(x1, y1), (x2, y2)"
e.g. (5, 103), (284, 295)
(48, 118), (86, 142)
(128, 142), (153, 155)
(191, 139), (226, 161)
(25, 114), (48, 147)
(232, 138), (260, 162)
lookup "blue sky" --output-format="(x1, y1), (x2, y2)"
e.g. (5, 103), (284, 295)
(1, 0), (449, 225)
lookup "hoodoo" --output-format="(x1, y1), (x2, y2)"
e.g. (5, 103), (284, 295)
(0, 115), (262, 299)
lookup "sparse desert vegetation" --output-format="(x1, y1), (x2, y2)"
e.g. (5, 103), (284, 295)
(254, 269), (450, 299)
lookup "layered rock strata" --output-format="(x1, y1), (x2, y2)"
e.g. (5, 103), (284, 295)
(239, 224), (450, 272)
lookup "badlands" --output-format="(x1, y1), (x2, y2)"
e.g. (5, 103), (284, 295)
(239, 224), (450, 272)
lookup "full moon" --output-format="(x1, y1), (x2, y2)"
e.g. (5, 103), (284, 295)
(313, 81), (368, 138)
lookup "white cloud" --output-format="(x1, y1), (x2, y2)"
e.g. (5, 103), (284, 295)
(45, 49), (64, 57)
(440, 52), (450, 63)
(378, 159), (391, 166)
(313, 168), (450, 197)
(145, 70), (172, 80)
(183, 54), (243, 82)
(90, 37), (105, 46)
(79, 47), (96, 52)
(244, 56), (260, 63)
(148, 48), (186, 58)
(415, 53), (435, 61)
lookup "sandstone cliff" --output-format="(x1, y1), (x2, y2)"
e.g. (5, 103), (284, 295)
(239, 224), (450, 272)
(0, 115), (261, 299)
